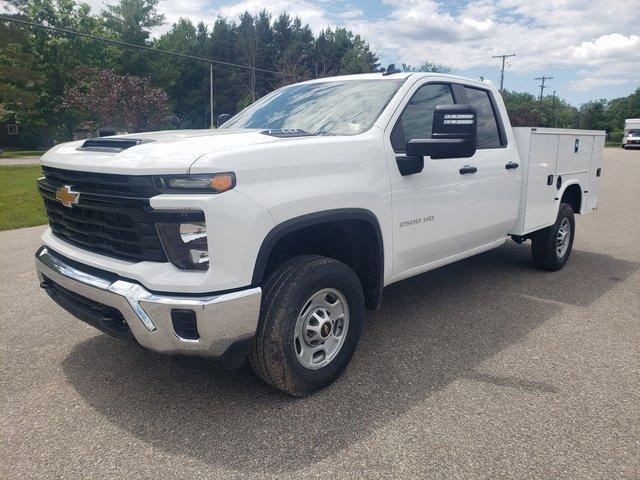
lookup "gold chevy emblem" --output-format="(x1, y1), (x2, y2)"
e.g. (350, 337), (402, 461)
(55, 185), (80, 207)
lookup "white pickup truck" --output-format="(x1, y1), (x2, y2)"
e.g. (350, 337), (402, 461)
(35, 72), (605, 395)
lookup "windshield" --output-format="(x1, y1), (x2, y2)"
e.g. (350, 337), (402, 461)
(628, 130), (640, 137)
(221, 79), (406, 136)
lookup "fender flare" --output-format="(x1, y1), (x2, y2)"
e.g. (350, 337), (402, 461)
(554, 180), (584, 218)
(251, 208), (384, 300)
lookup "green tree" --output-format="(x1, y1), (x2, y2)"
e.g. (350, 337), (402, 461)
(579, 100), (607, 130)
(313, 28), (378, 78)
(152, 19), (210, 128)
(235, 10), (273, 103)
(103, 0), (165, 76)
(402, 61), (451, 74)
(6, 0), (118, 143)
(209, 17), (240, 119)
(0, 18), (45, 145)
(272, 14), (313, 86)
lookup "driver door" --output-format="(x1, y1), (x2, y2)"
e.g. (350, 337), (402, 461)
(384, 81), (481, 277)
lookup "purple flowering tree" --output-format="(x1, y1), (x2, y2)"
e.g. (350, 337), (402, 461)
(65, 67), (171, 133)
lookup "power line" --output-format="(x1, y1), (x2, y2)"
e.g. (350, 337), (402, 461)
(0, 15), (302, 79)
(492, 53), (515, 92)
(534, 75), (553, 101)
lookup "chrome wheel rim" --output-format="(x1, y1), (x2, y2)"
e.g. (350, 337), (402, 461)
(556, 218), (571, 258)
(294, 288), (350, 370)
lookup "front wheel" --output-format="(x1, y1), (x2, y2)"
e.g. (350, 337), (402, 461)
(531, 203), (575, 271)
(249, 255), (364, 396)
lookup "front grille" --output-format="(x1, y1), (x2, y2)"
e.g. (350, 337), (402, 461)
(42, 166), (159, 197)
(38, 167), (203, 263)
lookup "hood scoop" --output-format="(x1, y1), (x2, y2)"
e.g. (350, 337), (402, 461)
(77, 138), (154, 152)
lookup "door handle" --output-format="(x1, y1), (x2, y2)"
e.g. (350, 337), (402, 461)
(505, 162), (519, 170)
(459, 165), (477, 175)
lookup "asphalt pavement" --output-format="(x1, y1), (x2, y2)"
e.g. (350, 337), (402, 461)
(1, 148), (639, 479)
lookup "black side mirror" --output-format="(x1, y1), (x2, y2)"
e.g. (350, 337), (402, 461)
(216, 113), (231, 128)
(406, 104), (477, 159)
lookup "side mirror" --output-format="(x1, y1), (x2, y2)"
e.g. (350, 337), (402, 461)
(406, 104), (477, 159)
(216, 113), (231, 128)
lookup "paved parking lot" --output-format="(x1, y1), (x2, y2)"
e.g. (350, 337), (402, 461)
(1, 149), (639, 479)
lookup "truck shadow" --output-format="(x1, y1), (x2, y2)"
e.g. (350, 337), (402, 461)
(61, 242), (638, 474)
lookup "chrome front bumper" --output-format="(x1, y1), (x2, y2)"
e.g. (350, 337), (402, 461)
(35, 247), (261, 361)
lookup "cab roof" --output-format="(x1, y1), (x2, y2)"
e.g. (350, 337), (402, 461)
(299, 72), (498, 92)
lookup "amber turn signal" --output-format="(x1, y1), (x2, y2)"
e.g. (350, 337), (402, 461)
(154, 173), (236, 193)
(210, 173), (235, 192)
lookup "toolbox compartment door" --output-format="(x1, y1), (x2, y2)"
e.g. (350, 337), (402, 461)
(586, 135), (605, 211)
(556, 134), (594, 175)
(522, 132), (559, 232)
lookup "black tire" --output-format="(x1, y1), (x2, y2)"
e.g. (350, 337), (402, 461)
(531, 203), (575, 271)
(249, 255), (364, 396)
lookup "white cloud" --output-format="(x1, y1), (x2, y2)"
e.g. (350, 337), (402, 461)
(570, 33), (640, 61)
(0, 0), (17, 13)
(342, 0), (640, 99)
(569, 76), (632, 92)
(336, 8), (364, 20)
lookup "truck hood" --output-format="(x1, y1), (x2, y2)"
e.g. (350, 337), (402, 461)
(40, 129), (281, 174)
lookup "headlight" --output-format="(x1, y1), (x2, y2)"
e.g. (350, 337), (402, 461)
(156, 221), (209, 270)
(154, 173), (235, 193)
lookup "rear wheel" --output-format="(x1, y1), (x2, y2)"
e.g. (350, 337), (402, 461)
(531, 203), (575, 271)
(249, 255), (364, 396)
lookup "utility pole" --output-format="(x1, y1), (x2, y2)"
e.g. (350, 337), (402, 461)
(209, 64), (214, 128)
(535, 75), (553, 101)
(552, 90), (558, 127)
(492, 53), (515, 92)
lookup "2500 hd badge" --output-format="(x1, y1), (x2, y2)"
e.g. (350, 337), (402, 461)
(399, 216), (435, 228)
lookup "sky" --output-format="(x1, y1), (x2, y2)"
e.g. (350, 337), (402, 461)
(3, 0), (639, 105)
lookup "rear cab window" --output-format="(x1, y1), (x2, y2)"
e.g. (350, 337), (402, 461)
(463, 86), (506, 149)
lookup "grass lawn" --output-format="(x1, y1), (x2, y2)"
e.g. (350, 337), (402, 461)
(0, 165), (47, 231)
(0, 147), (45, 158)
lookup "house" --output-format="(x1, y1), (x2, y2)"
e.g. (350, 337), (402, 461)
(0, 120), (21, 147)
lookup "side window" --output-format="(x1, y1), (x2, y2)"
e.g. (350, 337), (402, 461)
(463, 87), (502, 149)
(392, 83), (454, 152)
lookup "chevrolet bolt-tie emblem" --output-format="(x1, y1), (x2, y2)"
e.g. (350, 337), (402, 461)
(321, 322), (331, 337)
(55, 185), (81, 207)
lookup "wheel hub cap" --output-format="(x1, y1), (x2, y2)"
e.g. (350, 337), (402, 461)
(556, 218), (571, 258)
(294, 288), (349, 370)
(321, 322), (332, 337)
